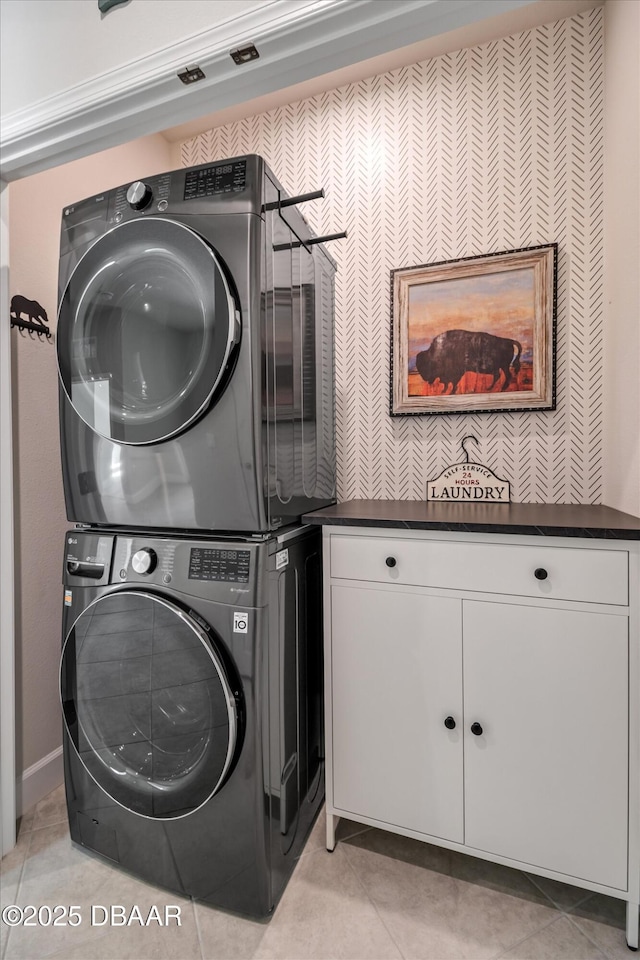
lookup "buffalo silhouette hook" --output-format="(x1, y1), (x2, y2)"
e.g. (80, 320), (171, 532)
(10, 295), (51, 340)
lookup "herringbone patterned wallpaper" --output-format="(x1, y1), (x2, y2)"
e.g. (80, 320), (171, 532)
(179, 9), (604, 504)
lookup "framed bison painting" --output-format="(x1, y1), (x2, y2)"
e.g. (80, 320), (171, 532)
(390, 244), (557, 416)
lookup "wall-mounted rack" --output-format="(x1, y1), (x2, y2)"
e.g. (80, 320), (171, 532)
(264, 189), (325, 211)
(265, 187), (347, 251)
(273, 232), (347, 252)
(10, 296), (51, 340)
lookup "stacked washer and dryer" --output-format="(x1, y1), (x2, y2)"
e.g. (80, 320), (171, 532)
(56, 156), (337, 917)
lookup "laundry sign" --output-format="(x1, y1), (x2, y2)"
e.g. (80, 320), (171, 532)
(426, 436), (511, 503)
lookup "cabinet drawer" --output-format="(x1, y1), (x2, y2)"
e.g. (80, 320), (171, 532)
(329, 535), (628, 605)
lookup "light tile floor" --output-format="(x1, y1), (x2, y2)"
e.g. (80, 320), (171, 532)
(0, 784), (633, 960)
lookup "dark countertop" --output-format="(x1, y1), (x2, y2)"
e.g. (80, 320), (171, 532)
(302, 500), (640, 540)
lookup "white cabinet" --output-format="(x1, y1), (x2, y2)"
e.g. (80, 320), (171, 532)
(463, 601), (628, 889)
(322, 526), (640, 947)
(331, 585), (463, 843)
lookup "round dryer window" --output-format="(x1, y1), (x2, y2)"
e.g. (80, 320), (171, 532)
(60, 591), (240, 819)
(57, 218), (240, 444)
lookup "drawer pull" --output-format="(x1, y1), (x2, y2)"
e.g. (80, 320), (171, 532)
(385, 556), (397, 568)
(444, 716), (456, 730)
(471, 722), (484, 736)
(534, 567), (548, 581)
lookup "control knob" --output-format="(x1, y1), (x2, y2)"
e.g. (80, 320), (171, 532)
(126, 181), (153, 210)
(132, 548), (157, 575)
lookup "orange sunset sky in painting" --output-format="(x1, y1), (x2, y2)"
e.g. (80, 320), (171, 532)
(408, 266), (535, 368)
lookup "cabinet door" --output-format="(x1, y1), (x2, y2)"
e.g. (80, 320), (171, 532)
(463, 601), (628, 890)
(330, 585), (463, 843)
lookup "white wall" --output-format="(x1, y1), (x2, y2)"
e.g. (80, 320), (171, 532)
(1, 177), (16, 854)
(8, 133), (171, 806)
(603, 0), (640, 518)
(0, 0), (264, 117)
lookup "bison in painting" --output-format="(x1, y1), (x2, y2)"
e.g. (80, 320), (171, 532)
(415, 329), (522, 394)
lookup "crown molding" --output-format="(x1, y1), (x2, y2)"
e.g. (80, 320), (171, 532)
(0, 0), (536, 180)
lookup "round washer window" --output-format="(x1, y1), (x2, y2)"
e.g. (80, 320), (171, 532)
(57, 218), (239, 445)
(60, 591), (240, 819)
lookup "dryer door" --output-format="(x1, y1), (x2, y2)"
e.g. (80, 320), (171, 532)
(60, 591), (240, 819)
(57, 218), (240, 445)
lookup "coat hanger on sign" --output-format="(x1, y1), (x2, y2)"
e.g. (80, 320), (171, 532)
(460, 435), (479, 464)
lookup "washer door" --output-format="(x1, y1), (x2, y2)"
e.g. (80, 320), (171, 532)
(60, 591), (240, 819)
(57, 218), (240, 445)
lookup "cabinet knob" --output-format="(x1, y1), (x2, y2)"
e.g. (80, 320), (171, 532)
(385, 556), (397, 568)
(534, 567), (548, 581)
(444, 716), (456, 730)
(471, 722), (483, 736)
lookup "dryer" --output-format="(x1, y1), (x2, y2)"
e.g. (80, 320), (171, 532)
(60, 524), (324, 917)
(56, 156), (336, 534)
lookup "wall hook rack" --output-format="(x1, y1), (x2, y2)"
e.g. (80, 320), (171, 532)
(263, 189), (325, 212)
(273, 231), (347, 252)
(10, 295), (51, 340)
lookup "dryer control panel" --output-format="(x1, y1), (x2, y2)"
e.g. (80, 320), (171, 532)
(183, 160), (247, 200)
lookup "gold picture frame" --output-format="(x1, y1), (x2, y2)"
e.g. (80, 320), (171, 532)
(390, 245), (557, 416)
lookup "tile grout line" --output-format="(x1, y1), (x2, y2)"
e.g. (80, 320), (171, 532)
(451, 866), (567, 960)
(337, 842), (407, 960)
(523, 871), (611, 954)
(491, 872), (618, 960)
(524, 872), (596, 914)
(338, 825), (373, 844)
(524, 877), (620, 957)
(1, 826), (35, 960)
(24, 818), (68, 836)
(490, 914), (577, 960)
(191, 897), (207, 960)
(562, 910), (622, 960)
(295, 816), (374, 863)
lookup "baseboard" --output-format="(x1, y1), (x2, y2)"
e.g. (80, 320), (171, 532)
(17, 746), (64, 817)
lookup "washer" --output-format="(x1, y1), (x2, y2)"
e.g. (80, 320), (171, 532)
(56, 155), (336, 534)
(60, 525), (324, 917)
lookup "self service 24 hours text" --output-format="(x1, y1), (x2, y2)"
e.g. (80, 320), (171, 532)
(1, 905), (182, 927)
